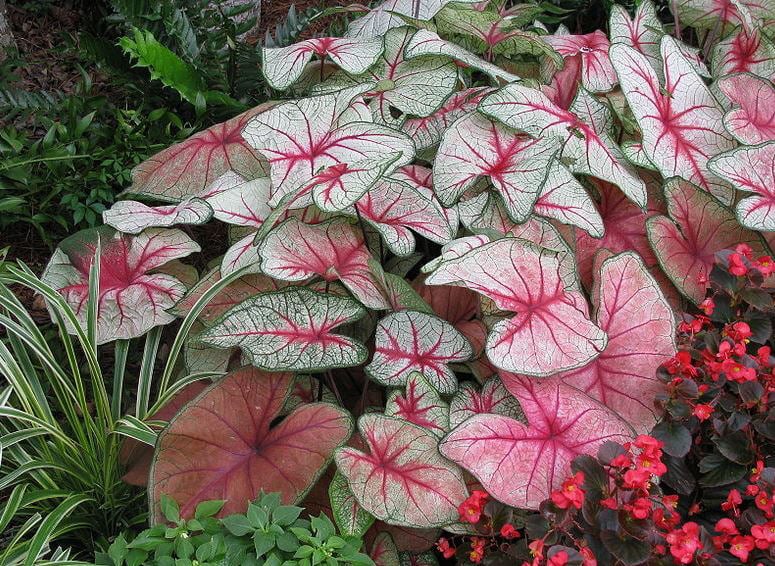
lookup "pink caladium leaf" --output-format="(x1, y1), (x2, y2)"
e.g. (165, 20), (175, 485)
(448, 376), (524, 429)
(385, 373), (450, 437)
(672, 0), (775, 32)
(709, 142), (775, 231)
(507, 217), (579, 288)
(413, 280), (479, 328)
(242, 87), (414, 205)
(609, 0), (664, 77)
(542, 54), (582, 110)
(282, 375), (336, 415)
(609, 36), (737, 204)
(556, 252), (676, 434)
(150, 367), (353, 520)
(127, 105), (270, 201)
(542, 30), (618, 92)
(353, 179), (455, 257)
(441, 377), (633, 509)
(425, 237), (607, 375)
(329, 471), (376, 537)
(718, 73), (775, 144)
(335, 414), (468, 528)
(347, 0), (477, 38)
(402, 88), (490, 151)
(404, 29), (520, 83)
(262, 37), (384, 90)
(366, 310), (472, 394)
(434, 112), (560, 222)
(42, 227), (199, 344)
(200, 287), (368, 372)
(712, 27), (775, 78)
(258, 217), (389, 309)
(370, 532), (400, 566)
(480, 84), (647, 208)
(102, 198), (212, 234)
(647, 178), (767, 303)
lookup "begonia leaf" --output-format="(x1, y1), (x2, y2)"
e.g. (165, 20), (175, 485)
(42, 227), (199, 344)
(329, 471), (375, 537)
(366, 310), (472, 394)
(385, 373), (450, 437)
(448, 377), (524, 429)
(103, 198), (212, 234)
(542, 30), (618, 92)
(335, 414), (468, 528)
(200, 287), (367, 372)
(441, 377), (633, 509)
(424, 237), (607, 376)
(150, 367), (353, 520)
(718, 73), (775, 144)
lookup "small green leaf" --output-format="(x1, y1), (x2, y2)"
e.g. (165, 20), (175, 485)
(195, 500), (225, 520)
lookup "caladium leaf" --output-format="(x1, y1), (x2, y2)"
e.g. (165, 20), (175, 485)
(542, 30), (618, 92)
(441, 377), (633, 509)
(672, 0), (775, 32)
(709, 142), (775, 231)
(556, 252), (676, 434)
(400, 552), (439, 566)
(150, 367), (353, 519)
(258, 217), (389, 309)
(609, 0), (663, 77)
(329, 471), (376, 538)
(448, 377), (524, 430)
(335, 414), (468, 528)
(221, 232), (262, 276)
(262, 37), (384, 90)
(712, 27), (775, 79)
(404, 29), (519, 83)
(718, 73), (775, 144)
(347, 0), (476, 38)
(366, 310), (472, 394)
(242, 87), (414, 204)
(413, 280), (479, 328)
(609, 36), (736, 204)
(370, 532), (400, 566)
(42, 227), (199, 344)
(128, 105), (270, 201)
(480, 84), (647, 208)
(434, 112), (560, 222)
(353, 179), (455, 257)
(385, 373), (450, 437)
(283, 375), (336, 415)
(102, 198), (212, 234)
(200, 287), (368, 372)
(647, 178), (767, 303)
(424, 238), (607, 376)
(202, 172), (273, 228)
(402, 88), (490, 151)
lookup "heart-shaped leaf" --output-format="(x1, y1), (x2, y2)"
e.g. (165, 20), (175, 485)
(103, 198), (213, 234)
(262, 37), (384, 90)
(442, 377), (633, 509)
(609, 0), (664, 78)
(542, 30), (618, 92)
(647, 178), (768, 303)
(329, 471), (375, 537)
(424, 237), (607, 376)
(385, 373), (450, 437)
(347, 0), (475, 38)
(448, 376), (524, 429)
(557, 252), (676, 434)
(42, 227), (199, 344)
(335, 414), (468, 528)
(370, 532), (400, 566)
(200, 287), (367, 372)
(366, 310), (472, 394)
(712, 27), (775, 79)
(718, 73), (775, 144)
(258, 217), (389, 309)
(673, 0), (773, 32)
(150, 367), (353, 520)
(201, 172), (273, 228)
(709, 142), (775, 231)
(610, 36), (736, 204)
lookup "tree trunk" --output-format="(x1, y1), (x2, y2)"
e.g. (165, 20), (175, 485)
(0, 0), (14, 61)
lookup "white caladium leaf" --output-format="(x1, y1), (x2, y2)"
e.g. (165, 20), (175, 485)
(366, 310), (472, 394)
(335, 414), (468, 528)
(42, 227), (199, 344)
(480, 84), (648, 208)
(221, 232), (262, 276)
(385, 373), (450, 437)
(712, 27), (775, 79)
(542, 30), (618, 92)
(404, 29), (519, 83)
(609, 0), (664, 77)
(709, 142), (775, 231)
(347, 0), (477, 38)
(610, 36), (737, 204)
(329, 471), (376, 538)
(202, 172), (273, 228)
(262, 37), (384, 90)
(242, 86), (414, 204)
(458, 190), (517, 235)
(200, 287), (367, 372)
(402, 88), (490, 151)
(391, 166), (460, 233)
(424, 238), (607, 376)
(421, 234), (492, 274)
(353, 179), (455, 257)
(718, 73), (775, 144)
(259, 217), (389, 309)
(448, 377), (524, 430)
(102, 198), (213, 234)
(434, 112), (560, 222)
(508, 216), (579, 289)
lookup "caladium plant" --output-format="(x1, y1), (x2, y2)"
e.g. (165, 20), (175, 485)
(39, 0), (775, 557)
